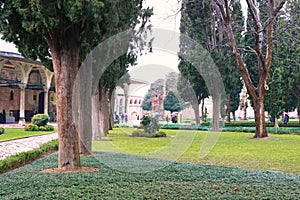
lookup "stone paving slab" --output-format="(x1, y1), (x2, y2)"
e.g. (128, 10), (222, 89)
(0, 132), (58, 160)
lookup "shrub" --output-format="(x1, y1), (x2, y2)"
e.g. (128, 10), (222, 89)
(154, 131), (166, 137)
(132, 129), (144, 137)
(24, 124), (39, 131)
(141, 116), (160, 134)
(44, 125), (55, 131)
(131, 129), (167, 138)
(32, 114), (50, 127)
(0, 127), (5, 135)
(38, 126), (47, 131)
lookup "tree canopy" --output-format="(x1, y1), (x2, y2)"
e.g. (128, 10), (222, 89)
(0, 0), (151, 170)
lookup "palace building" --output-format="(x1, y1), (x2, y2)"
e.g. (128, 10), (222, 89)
(0, 51), (56, 124)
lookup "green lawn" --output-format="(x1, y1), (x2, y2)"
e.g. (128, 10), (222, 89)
(0, 128), (56, 142)
(93, 128), (300, 174)
(0, 153), (299, 199)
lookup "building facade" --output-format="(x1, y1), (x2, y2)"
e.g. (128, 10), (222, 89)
(0, 51), (56, 124)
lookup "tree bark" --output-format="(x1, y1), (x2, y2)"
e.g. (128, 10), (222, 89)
(49, 32), (81, 170)
(192, 102), (200, 125)
(232, 111), (236, 121)
(108, 89), (115, 130)
(92, 90), (101, 140)
(78, 58), (92, 155)
(253, 96), (267, 138)
(213, 0), (286, 138)
(99, 87), (109, 136)
(226, 94), (231, 122)
(212, 95), (221, 131)
(201, 99), (205, 122)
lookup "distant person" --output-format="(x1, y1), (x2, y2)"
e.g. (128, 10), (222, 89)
(121, 113), (124, 123)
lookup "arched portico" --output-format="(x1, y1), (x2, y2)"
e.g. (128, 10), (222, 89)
(0, 51), (54, 124)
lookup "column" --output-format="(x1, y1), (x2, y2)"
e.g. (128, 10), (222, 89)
(43, 87), (49, 114)
(18, 84), (26, 125)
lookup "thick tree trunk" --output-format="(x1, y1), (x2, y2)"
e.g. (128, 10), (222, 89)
(192, 102), (200, 125)
(108, 90), (115, 130)
(201, 99), (205, 122)
(99, 87), (109, 136)
(50, 35), (81, 170)
(92, 90), (101, 140)
(298, 100), (300, 124)
(253, 96), (268, 138)
(212, 95), (220, 131)
(123, 83), (129, 114)
(78, 59), (92, 155)
(232, 111), (236, 121)
(226, 94), (231, 123)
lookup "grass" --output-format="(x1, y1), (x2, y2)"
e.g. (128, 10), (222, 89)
(0, 128), (56, 142)
(0, 152), (299, 199)
(93, 128), (300, 174)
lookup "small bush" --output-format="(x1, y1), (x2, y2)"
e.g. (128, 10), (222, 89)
(32, 114), (50, 127)
(0, 127), (5, 135)
(44, 125), (55, 131)
(38, 126), (47, 131)
(154, 131), (166, 137)
(141, 116), (160, 134)
(132, 129), (144, 137)
(131, 129), (167, 138)
(26, 114), (54, 131)
(24, 124), (39, 131)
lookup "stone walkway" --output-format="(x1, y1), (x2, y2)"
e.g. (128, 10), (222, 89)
(0, 124), (58, 160)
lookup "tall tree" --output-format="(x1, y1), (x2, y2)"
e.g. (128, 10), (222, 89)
(163, 91), (184, 113)
(177, 63), (209, 125)
(0, 0), (149, 170)
(179, 0), (243, 125)
(214, 0), (287, 138)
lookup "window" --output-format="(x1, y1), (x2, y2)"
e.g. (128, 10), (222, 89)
(130, 99), (133, 104)
(10, 91), (14, 100)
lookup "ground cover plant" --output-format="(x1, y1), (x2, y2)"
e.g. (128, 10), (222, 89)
(0, 128), (56, 142)
(93, 128), (300, 174)
(0, 152), (299, 199)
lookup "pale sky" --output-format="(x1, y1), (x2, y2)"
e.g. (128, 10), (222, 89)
(0, 0), (247, 82)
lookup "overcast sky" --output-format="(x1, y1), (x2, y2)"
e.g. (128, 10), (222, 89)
(0, 0), (247, 83)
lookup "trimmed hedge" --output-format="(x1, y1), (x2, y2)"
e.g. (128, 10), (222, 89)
(161, 123), (300, 134)
(132, 129), (166, 137)
(224, 121), (300, 127)
(0, 127), (4, 135)
(0, 139), (58, 174)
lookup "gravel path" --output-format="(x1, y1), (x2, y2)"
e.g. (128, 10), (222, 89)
(0, 132), (58, 160)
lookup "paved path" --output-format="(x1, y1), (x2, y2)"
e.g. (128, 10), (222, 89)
(0, 132), (58, 160)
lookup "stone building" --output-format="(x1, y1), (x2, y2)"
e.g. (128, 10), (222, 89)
(0, 51), (55, 124)
(114, 78), (150, 123)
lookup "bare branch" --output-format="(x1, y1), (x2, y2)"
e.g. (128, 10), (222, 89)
(265, 0), (287, 69)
